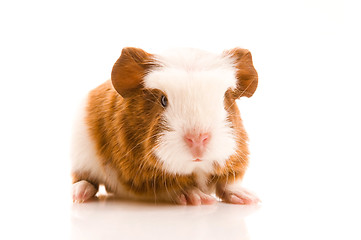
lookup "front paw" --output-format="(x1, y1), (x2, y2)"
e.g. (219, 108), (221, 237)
(72, 180), (98, 203)
(175, 188), (216, 206)
(217, 186), (260, 205)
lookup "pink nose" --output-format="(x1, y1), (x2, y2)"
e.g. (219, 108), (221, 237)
(184, 132), (211, 158)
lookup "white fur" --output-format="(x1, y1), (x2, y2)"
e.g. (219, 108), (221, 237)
(70, 98), (105, 181)
(144, 48), (238, 175)
(70, 98), (132, 198)
(193, 169), (211, 193)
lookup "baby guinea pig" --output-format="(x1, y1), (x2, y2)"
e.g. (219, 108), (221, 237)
(71, 47), (259, 205)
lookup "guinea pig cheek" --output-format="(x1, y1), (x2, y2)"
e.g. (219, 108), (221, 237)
(202, 120), (238, 167)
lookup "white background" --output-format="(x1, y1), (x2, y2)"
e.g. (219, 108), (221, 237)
(1, 0), (360, 239)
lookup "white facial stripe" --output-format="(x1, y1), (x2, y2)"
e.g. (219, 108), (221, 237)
(148, 69), (234, 127)
(144, 48), (238, 175)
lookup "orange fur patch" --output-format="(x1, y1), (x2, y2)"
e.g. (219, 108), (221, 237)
(224, 48), (258, 98)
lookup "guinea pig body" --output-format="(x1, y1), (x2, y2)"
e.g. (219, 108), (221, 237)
(71, 47), (259, 205)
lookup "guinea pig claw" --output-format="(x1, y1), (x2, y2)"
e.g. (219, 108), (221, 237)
(177, 194), (187, 205)
(229, 194), (245, 204)
(220, 187), (260, 205)
(177, 189), (216, 206)
(187, 192), (202, 206)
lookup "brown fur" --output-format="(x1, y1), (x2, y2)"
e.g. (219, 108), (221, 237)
(223, 48), (258, 98)
(77, 48), (257, 202)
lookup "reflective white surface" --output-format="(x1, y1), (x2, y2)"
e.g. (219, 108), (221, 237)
(72, 198), (258, 240)
(68, 184), (361, 240)
(2, 185), (360, 240)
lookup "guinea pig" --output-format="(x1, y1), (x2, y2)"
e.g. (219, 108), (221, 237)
(71, 47), (259, 205)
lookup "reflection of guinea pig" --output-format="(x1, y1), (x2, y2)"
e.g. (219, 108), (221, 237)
(71, 47), (260, 205)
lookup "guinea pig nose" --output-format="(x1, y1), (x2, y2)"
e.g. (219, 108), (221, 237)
(184, 133), (211, 147)
(184, 132), (211, 158)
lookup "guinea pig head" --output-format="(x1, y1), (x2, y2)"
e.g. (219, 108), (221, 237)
(111, 47), (258, 175)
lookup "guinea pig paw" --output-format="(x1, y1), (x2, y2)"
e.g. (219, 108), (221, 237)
(72, 180), (97, 203)
(176, 189), (216, 206)
(220, 187), (260, 205)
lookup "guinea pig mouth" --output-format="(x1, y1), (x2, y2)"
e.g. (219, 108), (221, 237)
(192, 158), (202, 162)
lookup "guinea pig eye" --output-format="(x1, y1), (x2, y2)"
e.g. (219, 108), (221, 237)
(160, 95), (168, 107)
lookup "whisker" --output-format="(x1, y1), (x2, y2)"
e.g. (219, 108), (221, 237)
(239, 78), (256, 98)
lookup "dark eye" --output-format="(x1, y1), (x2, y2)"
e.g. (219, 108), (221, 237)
(160, 95), (168, 107)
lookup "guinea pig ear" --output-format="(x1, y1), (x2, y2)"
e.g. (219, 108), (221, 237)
(224, 48), (258, 98)
(111, 47), (155, 97)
